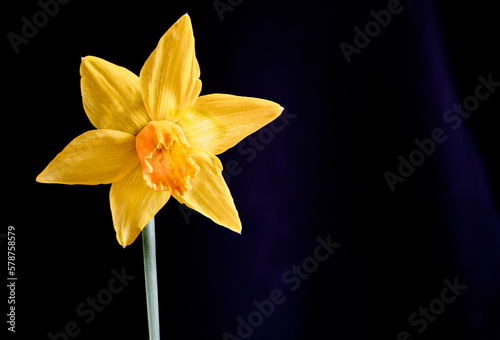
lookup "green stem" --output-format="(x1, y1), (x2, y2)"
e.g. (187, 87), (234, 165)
(142, 216), (160, 340)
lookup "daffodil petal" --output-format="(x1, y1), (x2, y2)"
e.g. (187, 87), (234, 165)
(110, 164), (171, 247)
(174, 148), (241, 233)
(139, 14), (201, 122)
(36, 130), (138, 185)
(179, 94), (283, 155)
(81, 56), (150, 135)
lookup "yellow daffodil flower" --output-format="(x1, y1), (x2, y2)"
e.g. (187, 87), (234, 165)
(37, 14), (283, 247)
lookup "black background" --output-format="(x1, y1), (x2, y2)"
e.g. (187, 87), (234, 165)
(4, 0), (500, 339)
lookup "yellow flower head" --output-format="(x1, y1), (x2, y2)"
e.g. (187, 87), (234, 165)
(36, 14), (283, 247)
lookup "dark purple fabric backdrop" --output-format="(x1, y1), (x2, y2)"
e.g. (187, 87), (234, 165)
(5, 0), (500, 339)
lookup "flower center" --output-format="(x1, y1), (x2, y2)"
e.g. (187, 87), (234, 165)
(136, 121), (199, 195)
